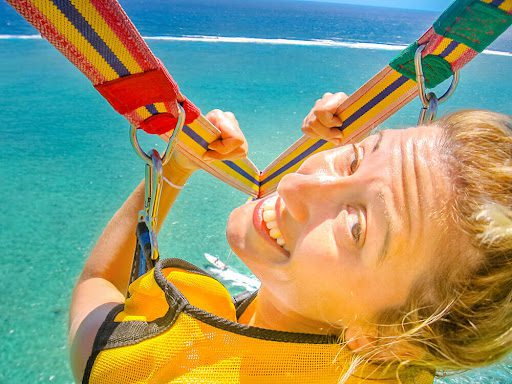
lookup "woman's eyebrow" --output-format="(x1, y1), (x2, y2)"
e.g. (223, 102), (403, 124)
(372, 131), (384, 153)
(376, 191), (392, 266)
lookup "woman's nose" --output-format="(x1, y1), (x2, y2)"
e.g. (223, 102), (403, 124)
(277, 170), (338, 223)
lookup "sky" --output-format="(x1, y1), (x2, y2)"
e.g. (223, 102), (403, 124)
(300, 0), (451, 12)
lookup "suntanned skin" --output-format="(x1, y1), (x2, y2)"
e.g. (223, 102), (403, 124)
(68, 110), (247, 382)
(69, 95), (453, 382)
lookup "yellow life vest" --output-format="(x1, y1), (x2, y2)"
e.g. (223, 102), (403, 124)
(84, 258), (434, 384)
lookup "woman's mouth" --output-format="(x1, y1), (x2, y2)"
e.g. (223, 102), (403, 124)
(254, 195), (290, 254)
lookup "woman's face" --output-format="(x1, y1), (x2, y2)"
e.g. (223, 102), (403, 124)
(227, 125), (452, 328)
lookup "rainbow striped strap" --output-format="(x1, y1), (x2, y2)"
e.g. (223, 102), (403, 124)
(259, 66), (417, 196)
(258, 0), (511, 197)
(7, 0), (511, 198)
(7, 0), (261, 195)
(390, 0), (512, 87)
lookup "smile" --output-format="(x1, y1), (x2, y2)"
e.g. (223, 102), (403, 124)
(254, 195), (290, 254)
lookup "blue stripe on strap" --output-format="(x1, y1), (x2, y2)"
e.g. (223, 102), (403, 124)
(340, 75), (409, 130)
(183, 125), (209, 150)
(439, 40), (459, 58)
(182, 126), (258, 186)
(50, 0), (130, 77)
(146, 104), (158, 115)
(490, 0), (505, 7)
(223, 161), (260, 186)
(261, 140), (328, 186)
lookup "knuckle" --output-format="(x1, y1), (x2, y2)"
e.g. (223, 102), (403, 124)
(313, 109), (323, 118)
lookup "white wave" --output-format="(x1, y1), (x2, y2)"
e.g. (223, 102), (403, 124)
(482, 49), (512, 57)
(144, 34), (408, 51)
(0, 34), (41, 39)
(143, 35), (512, 56)
(1, 33), (510, 56)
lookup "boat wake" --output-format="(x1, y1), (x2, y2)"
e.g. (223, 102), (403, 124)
(204, 253), (260, 291)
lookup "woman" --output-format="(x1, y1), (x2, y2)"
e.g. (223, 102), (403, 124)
(69, 93), (512, 383)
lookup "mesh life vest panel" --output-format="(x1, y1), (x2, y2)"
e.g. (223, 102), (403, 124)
(84, 258), (434, 384)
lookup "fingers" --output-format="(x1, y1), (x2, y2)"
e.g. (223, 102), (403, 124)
(204, 109), (248, 162)
(203, 147), (247, 161)
(302, 92), (349, 146)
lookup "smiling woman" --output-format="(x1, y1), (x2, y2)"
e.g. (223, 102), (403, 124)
(228, 124), (451, 335)
(69, 92), (512, 383)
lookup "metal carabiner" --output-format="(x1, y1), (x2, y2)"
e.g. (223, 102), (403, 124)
(414, 44), (459, 108)
(140, 150), (163, 261)
(130, 102), (186, 261)
(418, 92), (439, 125)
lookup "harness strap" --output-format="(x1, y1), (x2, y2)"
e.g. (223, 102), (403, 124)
(257, 0), (511, 197)
(129, 222), (155, 286)
(7, 0), (511, 199)
(95, 64), (200, 134)
(391, 1), (512, 88)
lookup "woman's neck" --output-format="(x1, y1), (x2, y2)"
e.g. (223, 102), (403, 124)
(248, 286), (341, 335)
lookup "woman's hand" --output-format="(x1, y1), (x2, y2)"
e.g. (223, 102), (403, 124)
(302, 92), (348, 146)
(167, 109), (249, 175)
(203, 109), (249, 161)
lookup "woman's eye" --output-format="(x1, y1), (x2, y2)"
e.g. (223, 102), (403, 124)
(346, 207), (366, 246)
(349, 144), (362, 174)
(351, 222), (362, 243)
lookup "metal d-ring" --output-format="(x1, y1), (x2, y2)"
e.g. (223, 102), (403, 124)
(130, 103), (186, 166)
(161, 103), (185, 165)
(414, 44), (459, 107)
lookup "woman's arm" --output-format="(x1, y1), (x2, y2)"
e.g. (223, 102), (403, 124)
(68, 110), (247, 382)
(68, 156), (193, 381)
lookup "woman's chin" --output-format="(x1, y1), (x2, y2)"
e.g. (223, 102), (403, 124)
(226, 201), (255, 259)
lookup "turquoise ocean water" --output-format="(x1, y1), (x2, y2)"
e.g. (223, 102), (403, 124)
(1, 0), (511, 382)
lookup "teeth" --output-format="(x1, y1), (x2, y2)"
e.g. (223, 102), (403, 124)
(269, 227), (282, 239)
(265, 220), (277, 230)
(261, 196), (288, 251)
(263, 196), (277, 209)
(263, 210), (276, 222)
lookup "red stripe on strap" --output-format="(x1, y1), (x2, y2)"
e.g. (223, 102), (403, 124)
(9, 0), (105, 84)
(416, 27), (477, 72)
(94, 63), (200, 134)
(450, 49), (477, 71)
(89, 0), (158, 73)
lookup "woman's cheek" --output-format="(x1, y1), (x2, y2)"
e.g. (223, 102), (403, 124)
(226, 204), (251, 253)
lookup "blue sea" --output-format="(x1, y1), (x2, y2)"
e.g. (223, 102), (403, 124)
(0, 0), (511, 382)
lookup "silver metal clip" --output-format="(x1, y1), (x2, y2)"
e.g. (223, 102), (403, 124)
(418, 92), (439, 125)
(130, 103), (186, 261)
(414, 44), (459, 125)
(137, 150), (163, 260)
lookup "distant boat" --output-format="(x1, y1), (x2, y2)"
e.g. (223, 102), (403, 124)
(204, 253), (228, 270)
(203, 253), (260, 291)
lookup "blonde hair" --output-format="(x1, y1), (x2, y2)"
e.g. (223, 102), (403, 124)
(348, 110), (512, 381)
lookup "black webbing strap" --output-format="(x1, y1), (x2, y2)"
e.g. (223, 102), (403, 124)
(129, 222), (157, 286)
